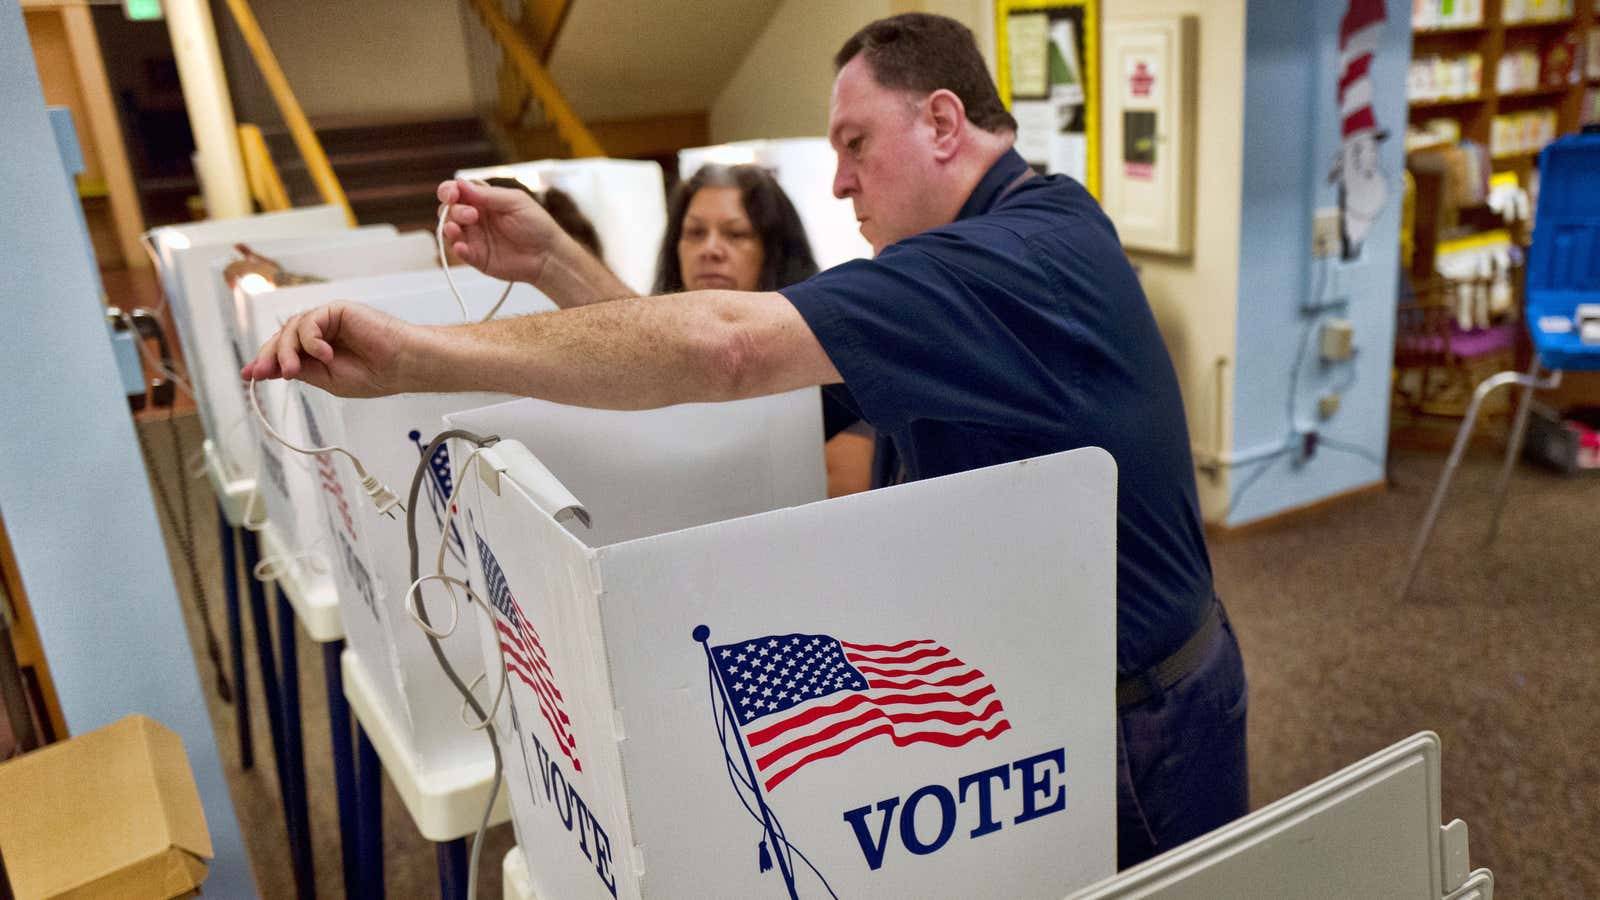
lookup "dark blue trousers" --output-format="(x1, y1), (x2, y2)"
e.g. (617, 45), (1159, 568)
(1116, 601), (1249, 870)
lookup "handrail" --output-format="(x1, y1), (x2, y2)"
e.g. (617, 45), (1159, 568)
(237, 124), (291, 212)
(465, 0), (605, 158)
(219, 0), (356, 224)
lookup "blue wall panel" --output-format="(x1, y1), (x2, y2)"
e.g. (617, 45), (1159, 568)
(1229, 0), (1410, 525)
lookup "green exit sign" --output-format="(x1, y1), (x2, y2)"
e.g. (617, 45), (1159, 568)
(124, 0), (163, 21)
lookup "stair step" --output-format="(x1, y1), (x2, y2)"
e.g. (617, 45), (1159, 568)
(260, 116), (488, 157)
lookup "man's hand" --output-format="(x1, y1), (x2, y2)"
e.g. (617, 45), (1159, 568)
(240, 301), (420, 399)
(438, 178), (561, 284)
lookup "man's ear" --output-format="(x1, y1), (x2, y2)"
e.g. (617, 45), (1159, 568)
(926, 89), (966, 162)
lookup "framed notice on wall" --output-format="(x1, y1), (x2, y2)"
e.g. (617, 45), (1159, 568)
(1100, 16), (1198, 256)
(996, 0), (1101, 196)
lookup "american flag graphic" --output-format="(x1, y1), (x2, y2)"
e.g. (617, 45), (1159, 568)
(475, 531), (580, 772)
(300, 397), (355, 540)
(710, 633), (1010, 791)
(410, 430), (465, 564)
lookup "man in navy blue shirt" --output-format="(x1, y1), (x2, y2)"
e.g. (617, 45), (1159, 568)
(247, 13), (1246, 869)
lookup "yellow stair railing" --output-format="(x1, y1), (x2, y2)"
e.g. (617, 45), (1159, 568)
(219, 0), (355, 223)
(464, 0), (605, 158)
(237, 123), (291, 213)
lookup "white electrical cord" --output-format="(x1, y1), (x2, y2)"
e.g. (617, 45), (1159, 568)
(251, 547), (330, 582)
(437, 203), (514, 324)
(246, 378), (405, 519)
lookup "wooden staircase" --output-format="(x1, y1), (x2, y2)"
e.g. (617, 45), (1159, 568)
(262, 116), (501, 230)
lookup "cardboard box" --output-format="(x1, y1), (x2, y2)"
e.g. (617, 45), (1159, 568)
(0, 715), (212, 899)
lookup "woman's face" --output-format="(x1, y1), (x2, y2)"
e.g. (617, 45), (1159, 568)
(678, 186), (765, 292)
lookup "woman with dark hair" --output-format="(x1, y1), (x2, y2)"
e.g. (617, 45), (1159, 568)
(656, 164), (872, 496)
(654, 164), (818, 294)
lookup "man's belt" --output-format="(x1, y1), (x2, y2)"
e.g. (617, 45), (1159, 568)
(1116, 601), (1223, 709)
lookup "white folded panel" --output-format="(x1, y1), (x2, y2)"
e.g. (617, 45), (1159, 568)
(146, 206), (351, 479)
(1063, 732), (1486, 900)
(455, 158), (667, 296)
(451, 440), (1116, 900)
(285, 278), (555, 774)
(222, 229), (436, 364)
(679, 138), (873, 270)
(223, 232), (440, 639)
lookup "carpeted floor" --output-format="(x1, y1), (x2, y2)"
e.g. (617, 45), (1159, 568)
(138, 412), (1598, 898)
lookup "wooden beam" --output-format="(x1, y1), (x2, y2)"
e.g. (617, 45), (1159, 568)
(0, 512), (68, 743)
(521, 0), (573, 60)
(467, 0), (603, 157)
(505, 111), (709, 162)
(59, 2), (148, 269)
(218, 0), (355, 224)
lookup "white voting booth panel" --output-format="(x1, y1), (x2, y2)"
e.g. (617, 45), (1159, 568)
(678, 138), (873, 271)
(291, 279), (555, 775)
(222, 230), (436, 365)
(226, 235), (443, 640)
(450, 433), (1116, 900)
(443, 393), (826, 547)
(146, 206), (351, 482)
(1063, 732), (1490, 900)
(455, 159), (666, 295)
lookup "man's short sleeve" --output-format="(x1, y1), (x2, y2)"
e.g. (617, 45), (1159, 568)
(779, 230), (1068, 433)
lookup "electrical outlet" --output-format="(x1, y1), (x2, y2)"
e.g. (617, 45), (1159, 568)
(1312, 208), (1341, 258)
(1318, 392), (1341, 419)
(1320, 318), (1355, 362)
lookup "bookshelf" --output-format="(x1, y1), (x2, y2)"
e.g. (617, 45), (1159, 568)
(1409, 0), (1599, 184)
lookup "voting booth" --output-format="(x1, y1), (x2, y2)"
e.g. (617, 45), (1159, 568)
(145, 206), (354, 492)
(679, 138), (872, 270)
(443, 415), (1116, 900)
(250, 272), (551, 776)
(454, 158), (667, 295)
(224, 234), (442, 638)
(1063, 732), (1492, 900)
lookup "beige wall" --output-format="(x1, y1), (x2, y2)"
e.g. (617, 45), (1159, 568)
(220, 0), (473, 123)
(711, 0), (891, 142)
(710, 0), (995, 143)
(1104, 0), (1246, 521)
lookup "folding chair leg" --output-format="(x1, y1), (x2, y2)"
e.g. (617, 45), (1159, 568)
(1485, 358), (1551, 542)
(1402, 371), (1520, 601)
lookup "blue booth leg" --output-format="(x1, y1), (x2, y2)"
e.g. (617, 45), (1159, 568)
(323, 641), (360, 900)
(356, 725), (386, 900)
(275, 592), (315, 900)
(218, 504), (251, 771)
(239, 528), (287, 793)
(436, 839), (469, 900)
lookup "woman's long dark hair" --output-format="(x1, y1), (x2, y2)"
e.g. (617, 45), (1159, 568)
(654, 164), (820, 293)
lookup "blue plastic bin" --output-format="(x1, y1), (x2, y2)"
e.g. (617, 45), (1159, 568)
(1525, 134), (1600, 372)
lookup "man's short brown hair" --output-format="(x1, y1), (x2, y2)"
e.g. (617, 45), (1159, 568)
(834, 13), (1018, 134)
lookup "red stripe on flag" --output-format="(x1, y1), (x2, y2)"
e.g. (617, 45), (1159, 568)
(842, 645), (951, 667)
(851, 657), (964, 679)
(745, 683), (998, 747)
(763, 719), (1012, 791)
(860, 669), (984, 693)
(755, 699), (1007, 772)
(840, 639), (934, 653)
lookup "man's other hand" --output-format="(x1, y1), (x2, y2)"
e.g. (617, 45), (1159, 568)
(437, 177), (561, 284)
(241, 301), (418, 399)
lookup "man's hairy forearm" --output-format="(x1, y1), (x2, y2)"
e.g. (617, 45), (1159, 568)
(399, 291), (753, 409)
(534, 232), (639, 309)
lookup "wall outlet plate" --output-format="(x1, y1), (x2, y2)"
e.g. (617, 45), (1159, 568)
(1313, 208), (1341, 259)
(1320, 318), (1355, 362)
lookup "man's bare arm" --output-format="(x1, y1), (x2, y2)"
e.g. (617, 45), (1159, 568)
(245, 290), (843, 408)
